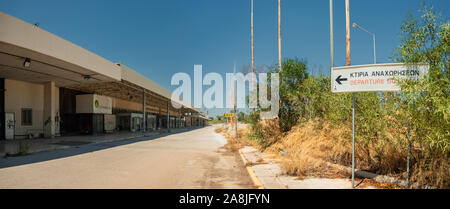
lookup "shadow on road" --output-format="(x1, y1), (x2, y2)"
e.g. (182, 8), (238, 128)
(0, 127), (206, 169)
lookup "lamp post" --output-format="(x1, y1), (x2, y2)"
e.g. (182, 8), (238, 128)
(251, 0), (256, 118)
(278, 0), (282, 72)
(329, 0), (334, 70)
(352, 23), (376, 64)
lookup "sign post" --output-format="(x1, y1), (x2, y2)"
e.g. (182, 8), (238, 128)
(344, 0), (354, 188)
(331, 63), (428, 189)
(330, 0), (428, 189)
(406, 116), (411, 189)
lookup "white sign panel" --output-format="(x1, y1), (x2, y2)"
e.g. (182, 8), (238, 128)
(93, 94), (112, 114)
(331, 63), (429, 93)
(76, 94), (112, 114)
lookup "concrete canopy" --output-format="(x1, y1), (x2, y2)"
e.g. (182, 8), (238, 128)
(0, 12), (121, 87)
(0, 12), (203, 116)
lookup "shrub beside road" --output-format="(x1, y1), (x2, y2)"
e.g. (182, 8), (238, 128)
(241, 5), (448, 189)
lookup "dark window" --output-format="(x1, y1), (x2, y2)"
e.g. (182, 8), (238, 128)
(21, 109), (32, 126)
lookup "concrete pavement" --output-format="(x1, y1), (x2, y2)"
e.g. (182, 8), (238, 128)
(0, 125), (254, 189)
(1, 128), (188, 157)
(239, 146), (376, 189)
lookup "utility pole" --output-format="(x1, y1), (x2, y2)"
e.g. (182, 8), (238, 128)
(346, 0), (351, 67)
(277, 0), (283, 112)
(330, 0), (334, 70)
(345, 0), (355, 189)
(234, 62), (238, 141)
(251, 0), (255, 117)
(278, 0), (282, 73)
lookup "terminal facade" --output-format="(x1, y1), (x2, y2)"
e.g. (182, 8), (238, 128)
(0, 12), (206, 140)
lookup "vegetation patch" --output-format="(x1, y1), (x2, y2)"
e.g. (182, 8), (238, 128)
(241, 4), (448, 188)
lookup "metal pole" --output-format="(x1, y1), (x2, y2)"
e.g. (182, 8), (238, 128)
(278, 0), (282, 73)
(330, 0), (334, 69)
(251, 0), (255, 117)
(234, 62), (238, 140)
(353, 24), (376, 64)
(345, 0), (355, 189)
(345, 0), (351, 66)
(352, 93), (355, 188)
(406, 116), (411, 189)
(373, 34), (376, 64)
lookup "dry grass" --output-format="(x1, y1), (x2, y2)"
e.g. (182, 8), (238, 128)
(215, 126), (241, 152)
(265, 120), (353, 170)
(355, 178), (402, 189)
(411, 153), (450, 189)
(243, 119), (449, 188)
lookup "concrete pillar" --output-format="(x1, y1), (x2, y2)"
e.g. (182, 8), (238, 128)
(0, 78), (5, 140)
(44, 81), (56, 138)
(167, 101), (170, 133)
(142, 91), (146, 132)
(178, 110), (181, 129)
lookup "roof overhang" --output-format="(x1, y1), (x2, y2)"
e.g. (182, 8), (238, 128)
(0, 12), (203, 115)
(0, 12), (121, 87)
(120, 64), (200, 112)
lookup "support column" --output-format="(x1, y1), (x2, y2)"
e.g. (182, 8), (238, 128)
(178, 110), (181, 129)
(0, 78), (5, 140)
(44, 81), (56, 139)
(167, 101), (170, 133)
(142, 91), (146, 132)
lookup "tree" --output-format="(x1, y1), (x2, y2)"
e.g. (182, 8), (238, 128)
(393, 4), (449, 153)
(237, 112), (246, 122)
(277, 58), (309, 132)
(393, 4), (449, 187)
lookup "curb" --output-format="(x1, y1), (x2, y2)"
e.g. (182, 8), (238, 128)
(238, 149), (265, 189)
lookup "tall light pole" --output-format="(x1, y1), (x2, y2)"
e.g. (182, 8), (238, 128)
(278, 0), (282, 73)
(330, 0), (334, 70)
(352, 23), (376, 64)
(251, 0), (255, 117)
(234, 61), (238, 141)
(345, 0), (355, 189)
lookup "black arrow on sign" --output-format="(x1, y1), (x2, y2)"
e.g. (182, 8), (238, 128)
(336, 75), (348, 85)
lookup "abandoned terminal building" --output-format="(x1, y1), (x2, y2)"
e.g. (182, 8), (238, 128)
(0, 12), (206, 140)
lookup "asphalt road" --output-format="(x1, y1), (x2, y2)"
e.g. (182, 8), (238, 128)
(0, 125), (254, 189)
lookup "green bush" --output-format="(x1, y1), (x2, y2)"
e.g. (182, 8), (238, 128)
(278, 58), (309, 132)
(246, 3), (448, 188)
(394, 4), (449, 153)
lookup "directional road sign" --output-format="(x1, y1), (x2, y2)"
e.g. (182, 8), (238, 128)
(331, 63), (429, 93)
(224, 113), (235, 118)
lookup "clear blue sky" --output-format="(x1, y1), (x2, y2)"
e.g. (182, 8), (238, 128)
(1, 0), (448, 117)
